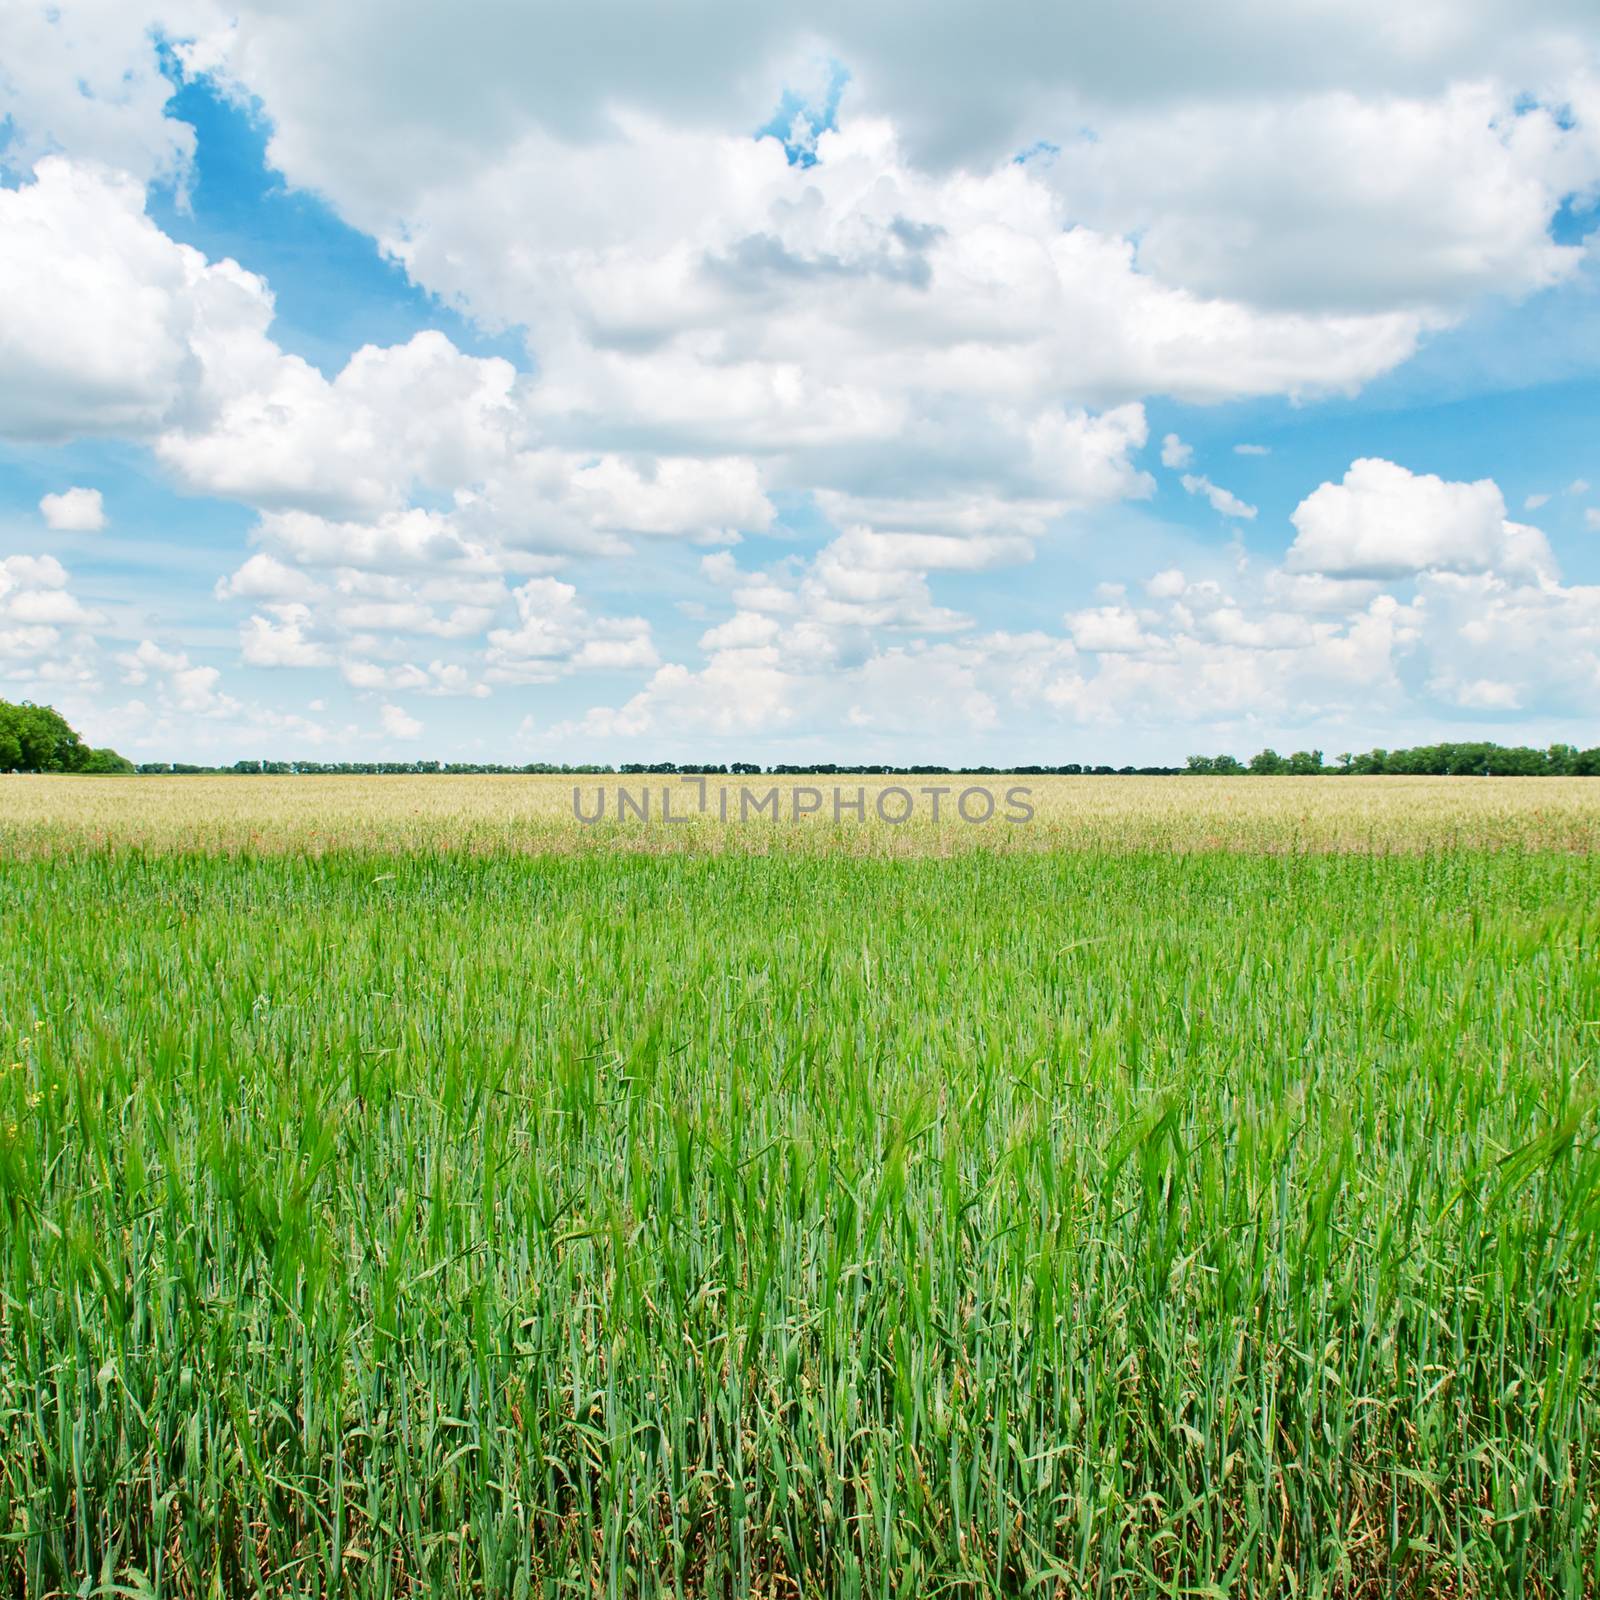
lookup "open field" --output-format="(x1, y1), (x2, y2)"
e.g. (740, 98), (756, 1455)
(5, 772), (1600, 854)
(2, 789), (1599, 1595)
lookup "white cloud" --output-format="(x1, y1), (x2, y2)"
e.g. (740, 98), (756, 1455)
(0, 93), (1394, 578)
(1524, 491), (1551, 510)
(561, 454), (773, 542)
(1066, 604), (1161, 654)
(700, 611), (782, 651)
(485, 577), (658, 683)
(1234, 443), (1270, 456)
(240, 605), (335, 668)
(379, 702), (422, 740)
(39, 486), (107, 532)
(552, 534), (1600, 757)
(155, 330), (521, 518)
(1416, 570), (1600, 711)
(820, 528), (1033, 573)
(1160, 433), (1193, 469)
(254, 507), (505, 575)
(1586, 508), (1600, 531)
(115, 638), (236, 715)
(1263, 570), (1385, 614)
(192, 2), (1600, 228)
(0, 159), (272, 442)
(0, 554), (105, 691)
(215, 552), (325, 602)
(1430, 675), (1523, 710)
(1287, 458), (1555, 580)
(380, 111), (1428, 461)
(340, 658), (488, 696)
(0, 1), (214, 186)
(555, 648), (796, 742)
(1052, 84), (1595, 315)
(1180, 473), (1257, 519)
(332, 599), (494, 637)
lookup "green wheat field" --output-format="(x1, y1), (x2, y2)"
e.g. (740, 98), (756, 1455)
(2, 777), (1599, 1597)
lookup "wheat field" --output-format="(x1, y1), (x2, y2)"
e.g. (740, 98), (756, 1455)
(1, 780), (1597, 1596)
(5, 772), (1600, 854)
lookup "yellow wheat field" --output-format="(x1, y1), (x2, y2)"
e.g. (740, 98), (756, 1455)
(4, 772), (1600, 853)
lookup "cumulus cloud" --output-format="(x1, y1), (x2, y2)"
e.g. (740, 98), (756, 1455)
(699, 611), (782, 651)
(116, 638), (236, 715)
(379, 702), (423, 739)
(1286, 458), (1555, 580)
(0, 0), (214, 186)
(375, 112), (1430, 461)
(0, 554), (105, 691)
(341, 658), (490, 697)
(1051, 84), (1596, 315)
(485, 578), (658, 683)
(154, 330), (521, 518)
(254, 507), (505, 575)
(39, 487), (107, 532)
(0, 557), (100, 629)
(1066, 604), (1161, 654)
(554, 650), (797, 743)
(554, 509), (1600, 757)
(240, 604), (335, 668)
(1160, 433), (1193, 469)
(0, 159), (271, 442)
(190, 1), (1600, 234)
(215, 552), (325, 602)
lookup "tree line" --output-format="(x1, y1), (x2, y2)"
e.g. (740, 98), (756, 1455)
(1186, 743), (1600, 776)
(122, 745), (1600, 777)
(4, 698), (1598, 777)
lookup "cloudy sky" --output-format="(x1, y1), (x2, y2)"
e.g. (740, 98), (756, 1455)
(2, 1), (1599, 765)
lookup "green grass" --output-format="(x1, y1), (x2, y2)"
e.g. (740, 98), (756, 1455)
(1, 849), (1598, 1596)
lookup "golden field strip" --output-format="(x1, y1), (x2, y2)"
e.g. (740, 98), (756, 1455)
(5, 771), (1600, 853)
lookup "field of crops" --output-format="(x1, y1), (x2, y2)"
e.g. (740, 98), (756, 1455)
(6, 772), (1600, 854)
(2, 780), (1599, 1596)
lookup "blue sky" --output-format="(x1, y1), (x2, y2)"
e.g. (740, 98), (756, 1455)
(2, 1), (1599, 764)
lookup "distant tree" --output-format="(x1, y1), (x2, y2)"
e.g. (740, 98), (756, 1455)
(1288, 750), (1325, 774)
(81, 747), (135, 773)
(1186, 754), (1242, 774)
(1249, 748), (1290, 774)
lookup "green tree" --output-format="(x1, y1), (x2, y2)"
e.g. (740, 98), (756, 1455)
(81, 747), (135, 773)
(0, 699), (127, 773)
(1249, 749), (1289, 774)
